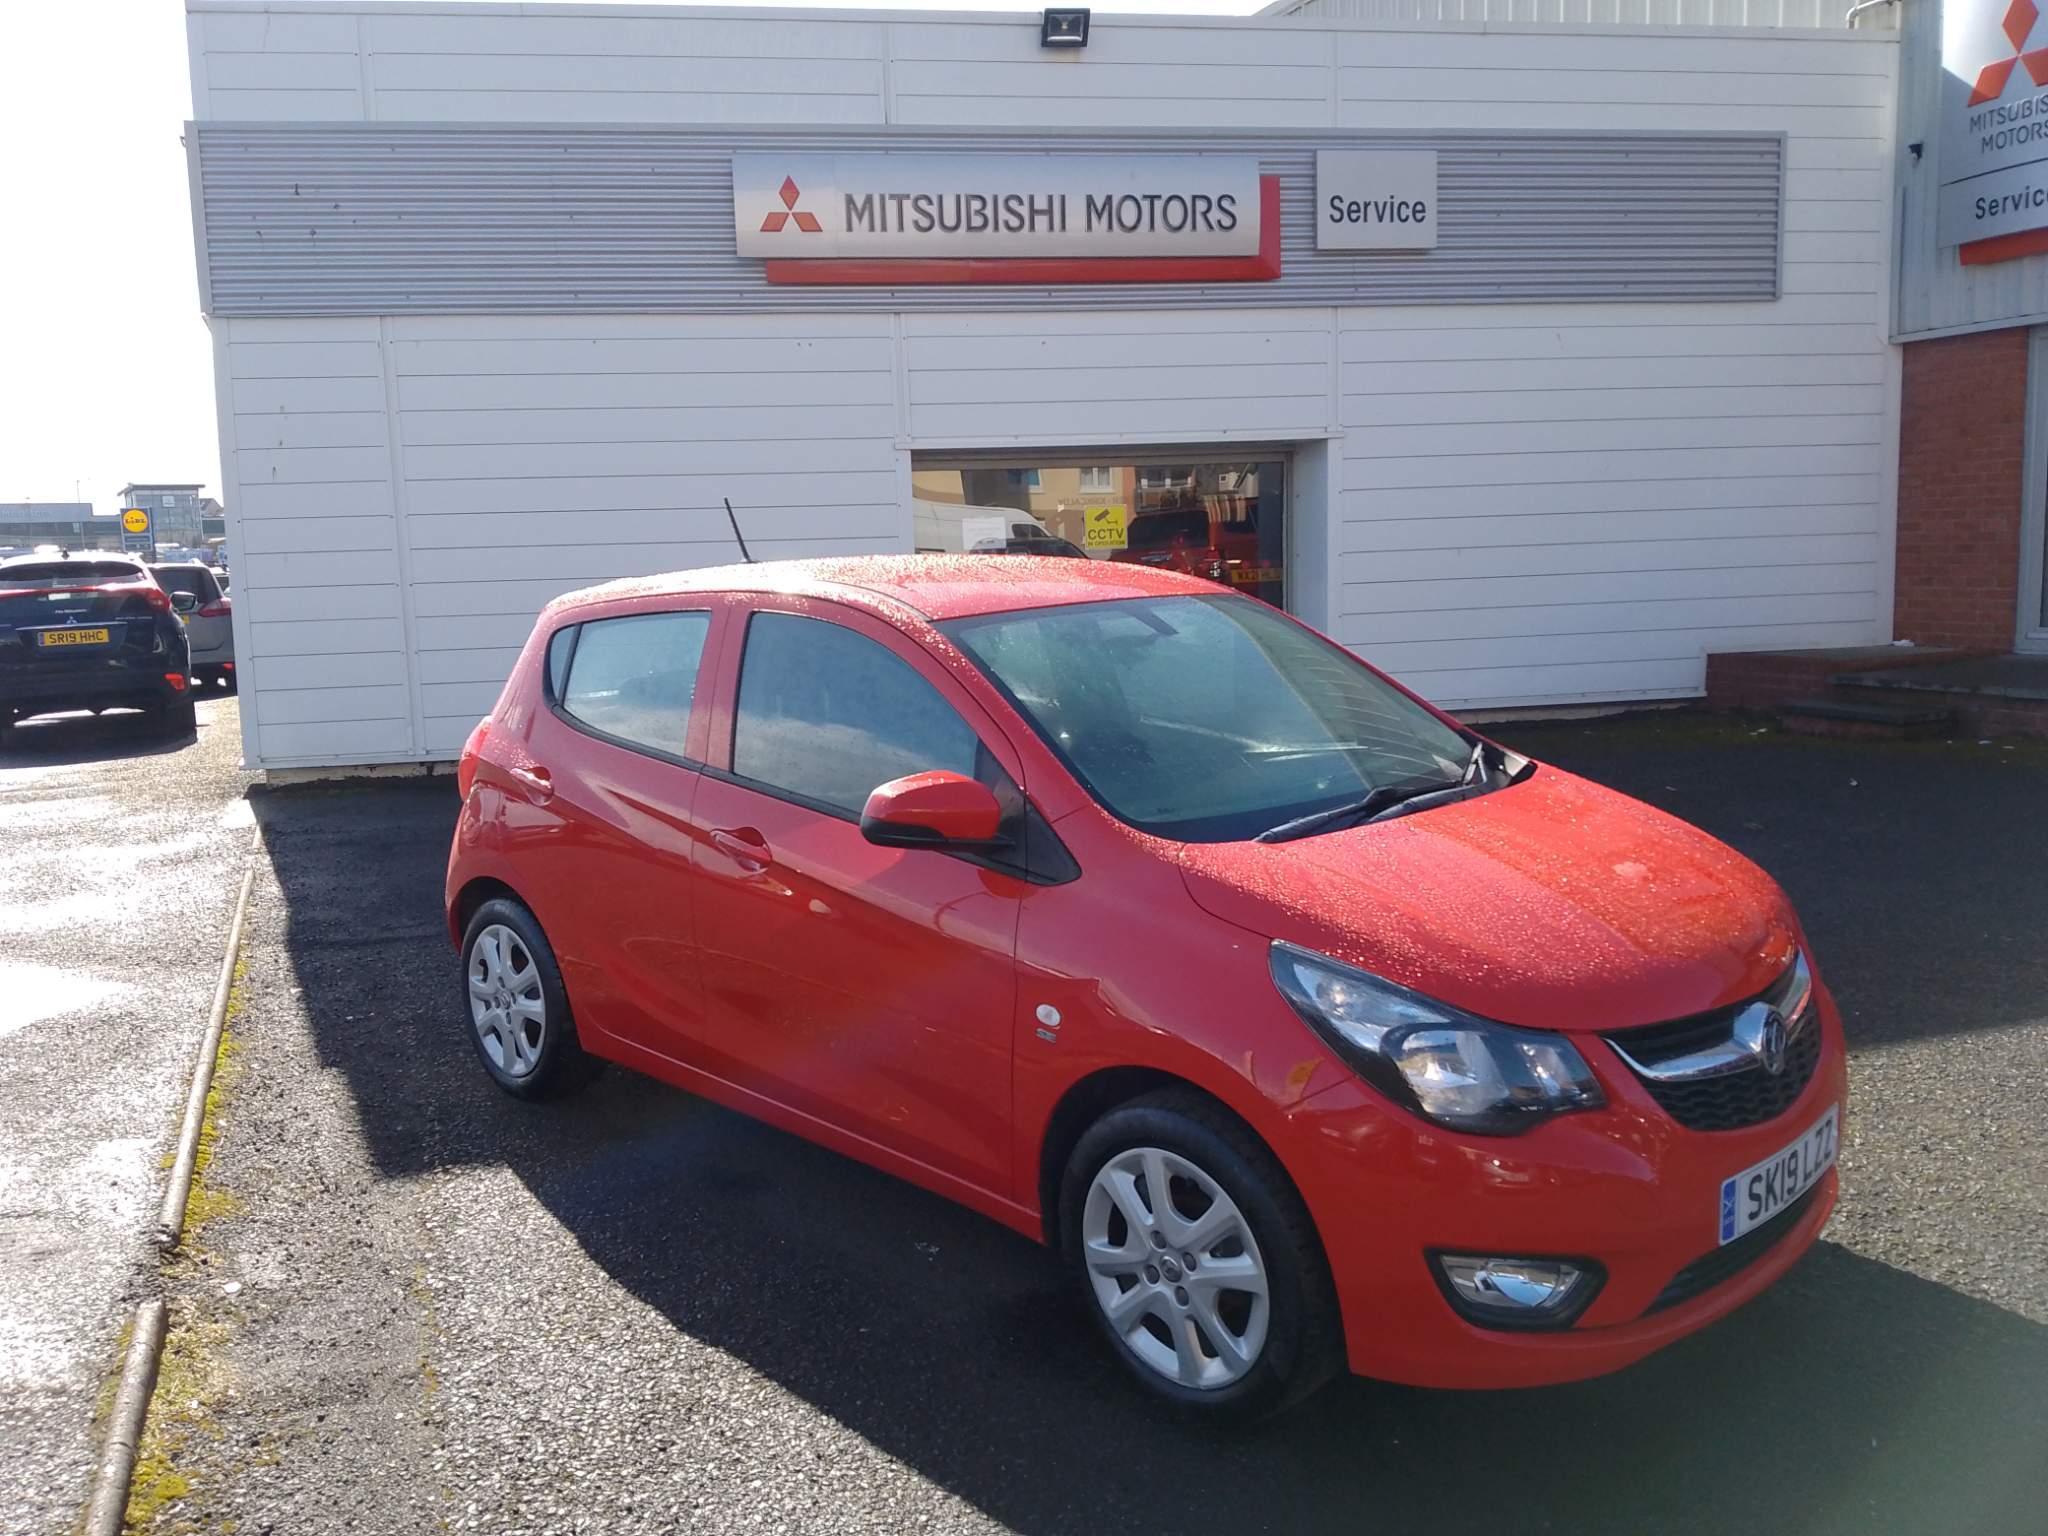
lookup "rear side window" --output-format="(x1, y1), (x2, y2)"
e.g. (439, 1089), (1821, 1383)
(732, 612), (978, 816)
(557, 610), (711, 759)
(545, 626), (576, 701)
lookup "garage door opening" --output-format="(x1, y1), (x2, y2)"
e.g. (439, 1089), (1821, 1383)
(911, 454), (1288, 611)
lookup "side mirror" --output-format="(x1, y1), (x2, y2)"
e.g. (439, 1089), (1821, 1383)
(169, 591), (199, 614)
(860, 771), (1006, 850)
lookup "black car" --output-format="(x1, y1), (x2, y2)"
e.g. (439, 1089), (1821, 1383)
(0, 554), (196, 739)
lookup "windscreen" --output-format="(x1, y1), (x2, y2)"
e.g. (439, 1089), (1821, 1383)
(945, 594), (1470, 843)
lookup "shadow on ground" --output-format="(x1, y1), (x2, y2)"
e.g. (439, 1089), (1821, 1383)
(248, 718), (2048, 1536)
(0, 706), (196, 766)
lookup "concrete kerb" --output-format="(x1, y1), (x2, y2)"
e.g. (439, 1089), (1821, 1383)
(154, 860), (256, 1248)
(83, 1299), (167, 1536)
(83, 835), (259, 1536)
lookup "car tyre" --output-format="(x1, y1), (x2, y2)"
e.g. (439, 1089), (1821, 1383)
(157, 698), (198, 737)
(1060, 1088), (1342, 1422)
(459, 897), (603, 1101)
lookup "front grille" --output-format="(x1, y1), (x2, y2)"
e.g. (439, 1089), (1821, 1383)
(1644, 1182), (1821, 1314)
(1603, 959), (1824, 1133)
(1624, 1022), (1822, 1132)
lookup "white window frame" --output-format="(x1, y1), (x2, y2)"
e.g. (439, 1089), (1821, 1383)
(1078, 465), (1114, 493)
(2020, 329), (2048, 652)
(912, 446), (1295, 613)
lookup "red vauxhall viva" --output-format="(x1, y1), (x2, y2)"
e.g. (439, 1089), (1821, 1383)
(447, 555), (1845, 1418)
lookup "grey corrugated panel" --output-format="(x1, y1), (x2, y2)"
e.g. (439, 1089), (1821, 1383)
(1263, 0), (1888, 28)
(194, 125), (1781, 315)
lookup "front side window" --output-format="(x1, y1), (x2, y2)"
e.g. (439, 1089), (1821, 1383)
(947, 594), (1470, 843)
(558, 610), (711, 758)
(733, 612), (978, 815)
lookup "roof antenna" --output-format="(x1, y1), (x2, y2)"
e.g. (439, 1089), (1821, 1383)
(723, 497), (755, 563)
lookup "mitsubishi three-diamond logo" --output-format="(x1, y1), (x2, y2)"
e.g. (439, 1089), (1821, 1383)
(759, 176), (822, 234)
(1970, 0), (2048, 105)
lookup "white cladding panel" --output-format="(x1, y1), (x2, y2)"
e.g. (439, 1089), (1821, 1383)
(193, 3), (1897, 764)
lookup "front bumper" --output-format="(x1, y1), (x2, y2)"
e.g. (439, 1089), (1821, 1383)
(1285, 983), (1849, 1390)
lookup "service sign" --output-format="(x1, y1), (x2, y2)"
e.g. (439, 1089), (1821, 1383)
(1315, 151), (1438, 251)
(1938, 0), (2048, 250)
(733, 154), (1262, 260)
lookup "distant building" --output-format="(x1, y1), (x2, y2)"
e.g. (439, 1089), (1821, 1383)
(198, 497), (227, 545)
(118, 483), (207, 551)
(0, 503), (118, 554)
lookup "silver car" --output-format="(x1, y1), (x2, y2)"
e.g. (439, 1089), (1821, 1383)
(151, 563), (235, 691)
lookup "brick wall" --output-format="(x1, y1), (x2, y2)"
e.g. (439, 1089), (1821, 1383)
(1895, 328), (2029, 650)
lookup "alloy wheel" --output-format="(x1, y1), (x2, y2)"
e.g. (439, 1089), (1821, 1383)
(468, 923), (546, 1078)
(1080, 1145), (1271, 1389)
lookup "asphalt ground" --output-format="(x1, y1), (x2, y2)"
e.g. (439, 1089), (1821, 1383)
(0, 692), (251, 1536)
(118, 711), (2048, 1535)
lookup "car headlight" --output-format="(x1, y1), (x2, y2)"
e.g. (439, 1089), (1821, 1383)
(1270, 941), (1605, 1135)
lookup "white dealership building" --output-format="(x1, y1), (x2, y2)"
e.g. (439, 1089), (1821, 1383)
(184, 0), (1900, 772)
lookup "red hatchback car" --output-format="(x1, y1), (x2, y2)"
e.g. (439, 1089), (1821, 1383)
(447, 555), (1845, 1418)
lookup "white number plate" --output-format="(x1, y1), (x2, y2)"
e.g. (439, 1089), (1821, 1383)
(1718, 1105), (1837, 1246)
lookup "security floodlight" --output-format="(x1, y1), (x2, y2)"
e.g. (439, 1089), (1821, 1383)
(1041, 8), (1090, 47)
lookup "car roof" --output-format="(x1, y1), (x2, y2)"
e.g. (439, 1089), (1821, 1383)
(547, 553), (1212, 623)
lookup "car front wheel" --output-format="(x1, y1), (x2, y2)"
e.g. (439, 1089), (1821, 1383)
(1061, 1089), (1341, 1420)
(459, 897), (601, 1100)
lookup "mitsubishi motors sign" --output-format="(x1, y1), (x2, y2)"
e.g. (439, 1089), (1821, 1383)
(733, 153), (1278, 284)
(1939, 0), (2048, 258)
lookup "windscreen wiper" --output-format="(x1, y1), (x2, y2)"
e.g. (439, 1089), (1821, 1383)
(1256, 737), (1514, 844)
(1255, 779), (1460, 844)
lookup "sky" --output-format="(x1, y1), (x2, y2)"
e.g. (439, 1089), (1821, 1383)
(0, 0), (1266, 518)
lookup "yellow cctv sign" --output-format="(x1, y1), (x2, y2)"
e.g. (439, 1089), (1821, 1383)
(1082, 504), (1128, 550)
(121, 508), (152, 535)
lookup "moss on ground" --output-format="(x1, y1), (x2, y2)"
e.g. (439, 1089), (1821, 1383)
(125, 957), (253, 1533)
(122, 1315), (231, 1533)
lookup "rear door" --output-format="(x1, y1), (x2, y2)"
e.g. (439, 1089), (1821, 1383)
(153, 566), (229, 663)
(688, 599), (1026, 1192)
(158, 567), (231, 662)
(509, 602), (722, 1062)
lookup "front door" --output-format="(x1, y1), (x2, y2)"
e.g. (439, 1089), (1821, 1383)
(689, 600), (1025, 1192)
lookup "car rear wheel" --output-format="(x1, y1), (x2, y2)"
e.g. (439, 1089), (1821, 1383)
(1061, 1089), (1341, 1421)
(460, 897), (602, 1101)
(156, 698), (197, 737)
